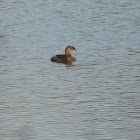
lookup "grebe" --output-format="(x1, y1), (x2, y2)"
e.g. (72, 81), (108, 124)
(51, 46), (76, 64)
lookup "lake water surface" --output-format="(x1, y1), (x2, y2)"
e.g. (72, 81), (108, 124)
(0, 0), (140, 140)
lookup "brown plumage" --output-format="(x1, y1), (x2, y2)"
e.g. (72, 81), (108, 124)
(51, 46), (76, 64)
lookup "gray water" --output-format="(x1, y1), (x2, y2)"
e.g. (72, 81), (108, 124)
(0, 0), (140, 140)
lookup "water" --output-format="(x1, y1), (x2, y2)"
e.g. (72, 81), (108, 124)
(0, 0), (140, 140)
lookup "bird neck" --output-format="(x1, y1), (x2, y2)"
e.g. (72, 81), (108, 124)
(65, 50), (71, 57)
